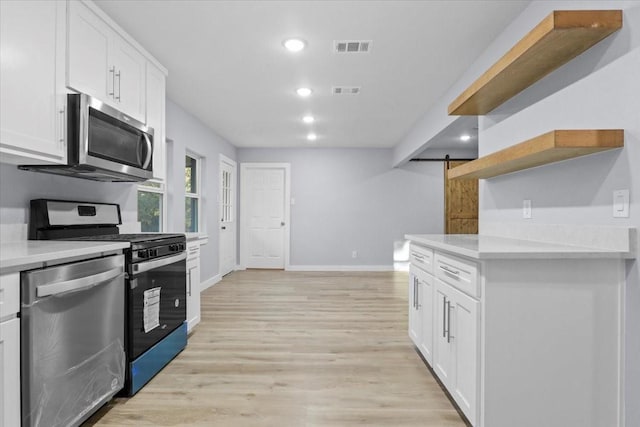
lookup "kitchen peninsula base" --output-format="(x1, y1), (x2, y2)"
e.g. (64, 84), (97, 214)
(406, 233), (633, 427)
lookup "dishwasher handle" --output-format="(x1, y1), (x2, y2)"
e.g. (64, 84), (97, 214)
(36, 266), (123, 297)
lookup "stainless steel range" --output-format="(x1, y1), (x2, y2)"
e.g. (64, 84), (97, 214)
(28, 199), (188, 398)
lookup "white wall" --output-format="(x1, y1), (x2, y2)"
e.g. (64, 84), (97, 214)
(396, 2), (640, 425)
(166, 99), (237, 283)
(237, 148), (445, 268)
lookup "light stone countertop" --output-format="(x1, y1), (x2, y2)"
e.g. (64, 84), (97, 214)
(405, 234), (636, 260)
(0, 240), (130, 270)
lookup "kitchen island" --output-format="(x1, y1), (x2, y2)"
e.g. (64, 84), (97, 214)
(406, 229), (635, 427)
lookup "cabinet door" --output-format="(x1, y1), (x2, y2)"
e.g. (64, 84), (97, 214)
(417, 271), (434, 365)
(408, 271), (421, 346)
(186, 243), (201, 333)
(1, 318), (21, 427)
(0, 0), (66, 165)
(67, 0), (113, 103)
(113, 36), (146, 122)
(433, 280), (453, 386)
(450, 286), (480, 426)
(146, 63), (166, 181)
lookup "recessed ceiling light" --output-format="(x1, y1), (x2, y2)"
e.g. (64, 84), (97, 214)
(307, 133), (317, 141)
(296, 87), (312, 97)
(302, 115), (315, 124)
(283, 38), (306, 52)
(460, 134), (471, 142)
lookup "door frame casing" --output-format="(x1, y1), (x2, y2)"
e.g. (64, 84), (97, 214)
(218, 153), (237, 276)
(239, 162), (291, 270)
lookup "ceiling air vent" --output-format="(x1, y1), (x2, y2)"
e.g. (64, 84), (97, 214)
(334, 40), (372, 54)
(332, 86), (361, 95)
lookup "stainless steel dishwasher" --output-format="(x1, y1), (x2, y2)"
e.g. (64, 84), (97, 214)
(21, 254), (126, 427)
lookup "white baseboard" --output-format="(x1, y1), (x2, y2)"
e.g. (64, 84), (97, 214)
(200, 274), (221, 291)
(235, 264), (246, 271)
(286, 265), (395, 272)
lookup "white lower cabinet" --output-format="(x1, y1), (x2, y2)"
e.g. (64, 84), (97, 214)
(417, 269), (433, 364)
(409, 240), (625, 427)
(186, 241), (201, 332)
(434, 279), (479, 426)
(409, 266), (434, 365)
(1, 272), (21, 427)
(408, 268), (421, 346)
(1, 318), (20, 427)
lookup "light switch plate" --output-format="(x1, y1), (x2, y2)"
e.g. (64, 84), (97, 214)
(523, 199), (532, 219)
(613, 189), (629, 218)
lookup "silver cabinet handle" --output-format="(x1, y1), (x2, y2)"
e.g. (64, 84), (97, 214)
(414, 277), (418, 309)
(58, 109), (65, 144)
(442, 297), (447, 338)
(412, 252), (425, 261)
(37, 267), (123, 297)
(115, 70), (121, 101)
(440, 265), (460, 276)
(109, 66), (116, 97)
(447, 301), (455, 343)
(415, 278), (420, 309)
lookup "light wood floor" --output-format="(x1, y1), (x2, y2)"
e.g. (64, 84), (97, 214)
(86, 270), (466, 426)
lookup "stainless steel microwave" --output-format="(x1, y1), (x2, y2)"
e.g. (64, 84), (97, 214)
(19, 94), (154, 182)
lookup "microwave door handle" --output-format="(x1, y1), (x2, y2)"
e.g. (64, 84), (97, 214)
(142, 133), (153, 169)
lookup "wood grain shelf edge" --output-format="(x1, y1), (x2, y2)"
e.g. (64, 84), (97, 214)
(447, 130), (624, 180)
(448, 10), (623, 116)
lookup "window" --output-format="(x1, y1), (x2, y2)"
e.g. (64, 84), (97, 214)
(185, 154), (201, 233)
(137, 181), (165, 232)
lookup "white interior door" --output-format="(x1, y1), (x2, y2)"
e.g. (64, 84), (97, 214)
(241, 163), (290, 269)
(219, 155), (237, 276)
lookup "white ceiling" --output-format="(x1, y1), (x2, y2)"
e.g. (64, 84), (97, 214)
(94, 0), (529, 149)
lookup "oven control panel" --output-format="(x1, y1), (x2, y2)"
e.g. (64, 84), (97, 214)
(131, 241), (186, 263)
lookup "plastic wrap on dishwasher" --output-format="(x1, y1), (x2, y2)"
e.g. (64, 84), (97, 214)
(25, 339), (125, 427)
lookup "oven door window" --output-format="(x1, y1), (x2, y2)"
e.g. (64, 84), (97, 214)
(88, 107), (153, 171)
(128, 258), (186, 359)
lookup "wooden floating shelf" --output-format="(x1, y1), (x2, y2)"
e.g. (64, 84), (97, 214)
(448, 130), (624, 180)
(448, 10), (622, 116)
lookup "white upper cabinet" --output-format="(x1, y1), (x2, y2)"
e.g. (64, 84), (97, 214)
(67, 0), (111, 104)
(0, 0), (67, 165)
(67, 0), (146, 122)
(146, 63), (166, 182)
(1, 0), (166, 169)
(112, 34), (146, 121)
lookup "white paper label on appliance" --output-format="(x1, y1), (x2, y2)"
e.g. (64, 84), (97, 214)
(143, 287), (161, 333)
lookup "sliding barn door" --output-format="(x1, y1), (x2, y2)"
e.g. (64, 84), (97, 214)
(445, 161), (478, 234)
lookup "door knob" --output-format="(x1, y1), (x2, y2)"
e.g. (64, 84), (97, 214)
(281, 222), (285, 226)
(221, 226), (226, 230)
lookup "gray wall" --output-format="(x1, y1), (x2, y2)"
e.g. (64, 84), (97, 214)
(238, 148), (444, 267)
(166, 99), (237, 282)
(0, 164), (138, 225)
(396, 2), (640, 425)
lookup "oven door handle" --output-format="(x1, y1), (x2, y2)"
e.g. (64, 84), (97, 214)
(131, 252), (187, 275)
(36, 267), (124, 297)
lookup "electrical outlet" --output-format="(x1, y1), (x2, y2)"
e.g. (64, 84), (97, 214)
(523, 199), (532, 219)
(352, 250), (358, 259)
(613, 189), (629, 218)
